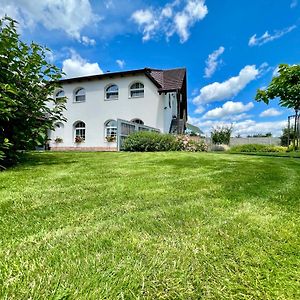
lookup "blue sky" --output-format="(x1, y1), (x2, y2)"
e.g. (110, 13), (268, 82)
(1, 0), (299, 136)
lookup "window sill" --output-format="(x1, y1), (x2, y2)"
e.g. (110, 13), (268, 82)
(129, 96), (144, 99)
(104, 98), (118, 101)
(73, 100), (86, 103)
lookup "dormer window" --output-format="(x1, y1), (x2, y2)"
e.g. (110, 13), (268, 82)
(74, 88), (86, 102)
(105, 84), (118, 100)
(130, 82), (144, 98)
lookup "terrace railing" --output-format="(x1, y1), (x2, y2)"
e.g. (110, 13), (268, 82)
(117, 119), (160, 151)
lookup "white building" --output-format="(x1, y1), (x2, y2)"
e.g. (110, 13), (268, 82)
(49, 67), (187, 151)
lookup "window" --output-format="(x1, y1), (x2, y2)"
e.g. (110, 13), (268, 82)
(131, 118), (144, 125)
(74, 88), (86, 102)
(105, 120), (117, 142)
(74, 121), (85, 142)
(130, 82), (144, 98)
(55, 90), (65, 100)
(105, 84), (118, 100)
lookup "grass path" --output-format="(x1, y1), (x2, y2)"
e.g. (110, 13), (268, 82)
(0, 152), (299, 299)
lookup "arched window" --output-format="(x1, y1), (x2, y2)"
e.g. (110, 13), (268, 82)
(105, 120), (117, 141)
(74, 88), (86, 102)
(131, 118), (144, 125)
(74, 121), (86, 142)
(105, 84), (118, 100)
(55, 90), (65, 100)
(130, 82), (144, 98)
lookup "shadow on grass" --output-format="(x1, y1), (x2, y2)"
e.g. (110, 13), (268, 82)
(17, 151), (78, 168)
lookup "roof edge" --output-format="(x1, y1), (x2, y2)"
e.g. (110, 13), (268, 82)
(58, 67), (186, 84)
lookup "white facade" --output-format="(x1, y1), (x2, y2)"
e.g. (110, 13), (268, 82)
(49, 71), (183, 150)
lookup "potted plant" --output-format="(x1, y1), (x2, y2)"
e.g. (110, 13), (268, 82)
(106, 136), (116, 142)
(75, 136), (84, 143)
(54, 137), (63, 143)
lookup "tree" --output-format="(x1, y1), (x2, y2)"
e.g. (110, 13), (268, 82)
(255, 64), (300, 150)
(280, 126), (295, 146)
(0, 16), (65, 168)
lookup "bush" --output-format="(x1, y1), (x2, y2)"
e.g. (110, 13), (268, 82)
(211, 125), (233, 145)
(287, 144), (300, 152)
(122, 131), (177, 152)
(229, 144), (287, 153)
(122, 132), (208, 152)
(174, 135), (208, 152)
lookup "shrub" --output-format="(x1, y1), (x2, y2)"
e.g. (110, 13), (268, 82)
(287, 145), (299, 152)
(280, 126), (296, 146)
(211, 125), (233, 145)
(174, 135), (208, 152)
(0, 16), (65, 168)
(122, 131), (177, 152)
(229, 144), (287, 153)
(122, 132), (208, 152)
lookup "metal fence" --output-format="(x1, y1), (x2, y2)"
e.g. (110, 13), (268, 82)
(117, 119), (160, 151)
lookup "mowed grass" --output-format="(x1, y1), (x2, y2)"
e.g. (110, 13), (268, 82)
(0, 152), (299, 299)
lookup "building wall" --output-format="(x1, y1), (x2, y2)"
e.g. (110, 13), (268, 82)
(49, 74), (174, 149)
(163, 92), (177, 133)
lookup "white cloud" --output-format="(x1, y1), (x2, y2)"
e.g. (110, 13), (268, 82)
(188, 117), (287, 137)
(204, 46), (225, 78)
(174, 0), (208, 43)
(193, 65), (259, 105)
(248, 25), (297, 46)
(0, 0), (99, 43)
(260, 108), (283, 117)
(62, 50), (103, 78)
(116, 59), (125, 69)
(132, 9), (154, 26)
(291, 0), (298, 8)
(81, 36), (96, 46)
(203, 101), (254, 119)
(194, 105), (205, 114)
(132, 0), (208, 43)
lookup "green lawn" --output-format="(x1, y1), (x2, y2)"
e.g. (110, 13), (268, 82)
(0, 152), (299, 299)
(228, 151), (300, 158)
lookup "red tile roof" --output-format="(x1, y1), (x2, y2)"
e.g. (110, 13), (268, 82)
(148, 68), (186, 92)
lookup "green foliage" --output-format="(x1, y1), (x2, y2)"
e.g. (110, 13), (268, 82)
(0, 138), (11, 170)
(287, 144), (299, 152)
(255, 64), (300, 110)
(123, 131), (178, 152)
(280, 126), (295, 146)
(211, 125), (233, 145)
(229, 144), (287, 153)
(174, 135), (208, 152)
(255, 64), (300, 150)
(122, 131), (208, 152)
(0, 16), (65, 167)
